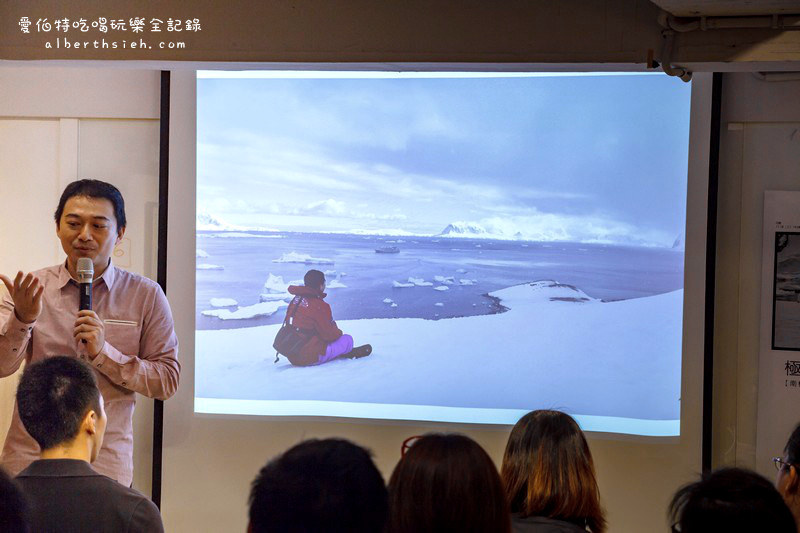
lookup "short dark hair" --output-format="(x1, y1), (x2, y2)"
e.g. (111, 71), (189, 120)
(54, 179), (126, 230)
(501, 410), (606, 533)
(669, 467), (796, 533)
(16, 357), (102, 451)
(0, 468), (28, 533)
(387, 433), (510, 533)
(248, 438), (387, 533)
(304, 269), (325, 289)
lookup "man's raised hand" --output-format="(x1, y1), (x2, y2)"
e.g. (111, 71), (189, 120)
(0, 272), (44, 324)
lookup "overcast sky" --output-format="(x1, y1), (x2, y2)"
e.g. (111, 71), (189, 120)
(197, 73), (691, 246)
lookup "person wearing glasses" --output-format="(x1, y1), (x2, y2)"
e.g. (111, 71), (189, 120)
(500, 410), (606, 533)
(387, 433), (510, 533)
(775, 423), (800, 530)
(669, 467), (795, 533)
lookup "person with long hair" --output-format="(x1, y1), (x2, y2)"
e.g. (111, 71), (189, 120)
(776, 422), (800, 530)
(386, 433), (511, 533)
(501, 410), (606, 532)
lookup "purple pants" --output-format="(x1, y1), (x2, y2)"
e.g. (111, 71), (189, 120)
(317, 334), (353, 364)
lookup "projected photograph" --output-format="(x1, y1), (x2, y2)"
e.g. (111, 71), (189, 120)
(194, 72), (690, 435)
(773, 232), (800, 351)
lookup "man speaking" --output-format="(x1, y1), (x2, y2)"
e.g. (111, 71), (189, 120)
(0, 179), (180, 486)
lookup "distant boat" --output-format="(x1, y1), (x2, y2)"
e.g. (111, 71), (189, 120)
(375, 246), (400, 254)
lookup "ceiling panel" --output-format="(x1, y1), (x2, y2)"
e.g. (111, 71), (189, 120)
(651, 0), (800, 16)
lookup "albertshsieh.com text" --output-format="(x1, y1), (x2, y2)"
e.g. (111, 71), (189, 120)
(47, 37), (185, 49)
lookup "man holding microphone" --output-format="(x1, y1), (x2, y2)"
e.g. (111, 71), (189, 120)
(0, 179), (180, 486)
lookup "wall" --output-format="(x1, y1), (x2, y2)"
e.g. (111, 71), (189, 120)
(0, 66), (161, 495)
(712, 72), (800, 474)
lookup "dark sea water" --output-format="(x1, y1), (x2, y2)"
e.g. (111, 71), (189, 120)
(195, 231), (684, 331)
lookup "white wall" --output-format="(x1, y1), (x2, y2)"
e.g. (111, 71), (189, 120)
(712, 73), (800, 474)
(0, 66), (161, 495)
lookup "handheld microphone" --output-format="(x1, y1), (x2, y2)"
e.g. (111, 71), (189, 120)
(77, 258), (93, 311)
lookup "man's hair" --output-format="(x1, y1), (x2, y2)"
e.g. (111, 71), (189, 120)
(501, 410), (606, 533)
(248, 438), (387, 533)
(669, 467), (796, 533)
(54, 179), (127, 230)
(16, 356), (102, 451)
(303, 269), (325, 289)
(0, 468), (28, 533)
(387, 433), (510, 533)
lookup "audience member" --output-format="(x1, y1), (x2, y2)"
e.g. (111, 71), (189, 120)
(248, 438), (387, 533)
(669, 467), (796, 533)
(13, 356), (163, 533)
(777, 422), (800, 530)
(0, 468), (28, 533)
(386, 433), (511, 533)
(501, 410), (606, 533)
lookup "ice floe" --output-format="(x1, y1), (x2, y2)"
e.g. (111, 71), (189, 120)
(434, 276), (455, 284)
(202, 300), (288, 320)
(196, 249), (209, 258)
(210, 298), (237, 307)
(433, 286), (449, 291)
(197, 264), (224, 270)
(393, 281), (415, 288)
(273, 252), (334, 265)
(382, 298), (394, 304)
(408, 277), (433, 287)
(459, 279), (476, 285)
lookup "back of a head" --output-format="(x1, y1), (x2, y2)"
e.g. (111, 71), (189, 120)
(16, 356), (101, 451)
(304, 269), (325, 289)
(669, 467), (796, 533)
(0, 468), (28, 533)
(248, 438), (387, 533)
(501, 410), (606, 533)
(387, 433), (510, 533)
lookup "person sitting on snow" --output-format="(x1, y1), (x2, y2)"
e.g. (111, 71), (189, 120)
(284, 269), (371, 366)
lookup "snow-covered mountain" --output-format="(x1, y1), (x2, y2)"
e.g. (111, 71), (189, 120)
(197, 212), (238, 231)
(439, 222), (491, 238)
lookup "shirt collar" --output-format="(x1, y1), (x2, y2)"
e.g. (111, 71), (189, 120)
(57, 259), (116, 289)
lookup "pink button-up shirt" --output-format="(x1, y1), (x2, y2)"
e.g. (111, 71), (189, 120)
(0, 262), (179, 486)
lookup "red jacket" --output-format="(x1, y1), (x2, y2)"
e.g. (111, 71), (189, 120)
(285, 285), (343, 366)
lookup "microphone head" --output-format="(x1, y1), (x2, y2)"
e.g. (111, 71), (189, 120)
(77, 258), (94, 284)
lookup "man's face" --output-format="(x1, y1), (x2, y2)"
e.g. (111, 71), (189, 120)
(56, 196), (125, 274)
(90, 394), (107, 463)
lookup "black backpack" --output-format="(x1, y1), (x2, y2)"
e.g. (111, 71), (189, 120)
(272, 296), (312, 363)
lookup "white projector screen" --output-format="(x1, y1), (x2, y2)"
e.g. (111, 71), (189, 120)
(193, 71), (691, 436)
(162, 70), (710, 533)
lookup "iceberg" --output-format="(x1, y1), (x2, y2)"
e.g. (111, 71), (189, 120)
(210, 298), (238, 307)
(390, 303), (398, 308)
(434, 302), (444, 307)
(459, 279), (475, 286)
(263, 274), (289, 294)
(382, 298), (394, 304)
(273, 252), (334, 265)
(408, 277), (433, 287)
(197, 264), (224, 270)
(434, 276), (455, 284)
(327, 279), (347, 289)
(393, 281), (415, 288)
(196, 249), (209, 258)
(433, 286), (449, 292)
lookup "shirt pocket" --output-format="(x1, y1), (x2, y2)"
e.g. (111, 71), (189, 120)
(103, 319), (141, 356)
